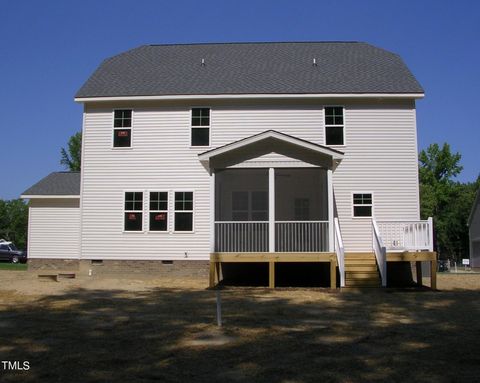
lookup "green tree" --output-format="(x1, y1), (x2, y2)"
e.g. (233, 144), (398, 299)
(419, 142), (479, 260)
(440, 179), (479, 260)
(419, 143), (462, 218)
(60, 131), (82, 171)
(0, 199), (28, 249)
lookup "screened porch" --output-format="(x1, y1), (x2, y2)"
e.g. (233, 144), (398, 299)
(214, 168), (331, 253)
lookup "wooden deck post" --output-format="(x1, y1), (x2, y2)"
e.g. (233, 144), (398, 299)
(431, 259), (437, 290)
(416, 261), (423, 287)
(269, 261), (275, 288)
(215, 262), (221, 284)
(209, 261), (216, 288)
(330, 257), (337, 289)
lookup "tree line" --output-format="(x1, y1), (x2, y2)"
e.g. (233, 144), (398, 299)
(419, 143), (479, 261)
(1, 133), (478, 261)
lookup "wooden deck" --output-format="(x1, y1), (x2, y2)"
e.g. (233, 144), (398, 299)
(387, 251), (437, 290)
(209, 250), (437, 289)
(210, 252), (337, 289)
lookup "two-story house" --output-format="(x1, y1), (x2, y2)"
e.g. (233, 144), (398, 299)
(22, 42), (437, 288)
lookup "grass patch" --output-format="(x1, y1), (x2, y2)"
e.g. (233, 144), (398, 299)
(0, 262), (28, 271)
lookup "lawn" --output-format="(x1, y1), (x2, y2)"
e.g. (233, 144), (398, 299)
(0, 262), (28, 271)
(0, 272), (479, 382)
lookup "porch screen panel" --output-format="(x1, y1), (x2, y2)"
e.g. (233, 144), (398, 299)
(215, 169), (269, 252)
(275, 168), (328, 251)
(215, 169), (269, 221)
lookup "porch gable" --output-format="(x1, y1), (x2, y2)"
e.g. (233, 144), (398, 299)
(198, 130), (344, 171)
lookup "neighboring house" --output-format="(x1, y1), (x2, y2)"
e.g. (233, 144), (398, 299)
(468, 188), (480, 269)
(22, 42), (436, 288)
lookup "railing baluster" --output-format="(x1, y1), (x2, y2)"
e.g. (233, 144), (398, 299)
(374, 219), (433, 252)
(215, 221), (330, 253)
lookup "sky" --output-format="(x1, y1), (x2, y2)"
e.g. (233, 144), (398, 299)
(1, 0), (479, 199)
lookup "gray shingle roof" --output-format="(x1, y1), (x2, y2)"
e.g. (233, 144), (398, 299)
(75, 42), (423, 98)
(22, 172), (80, 196)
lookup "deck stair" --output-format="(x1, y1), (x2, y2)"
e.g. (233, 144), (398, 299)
(344, 252), (381, 287)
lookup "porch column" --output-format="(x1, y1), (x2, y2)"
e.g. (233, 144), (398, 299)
(269, 168), (275, 252)
(210, 171), (215, 252)
(327, 169), (334, 252)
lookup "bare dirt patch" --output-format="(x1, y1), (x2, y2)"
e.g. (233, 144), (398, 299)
(0, 271), (479, 382)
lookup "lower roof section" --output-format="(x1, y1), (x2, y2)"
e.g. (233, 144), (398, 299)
(21, 171), (80, 199)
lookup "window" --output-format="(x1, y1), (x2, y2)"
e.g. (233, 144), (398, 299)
(325, 106), (344, 145)
(124, 192), (143, 231)
(232, 191), (249, 221)
(353, 193), (373, 217)
(149, 192), (168, 231)
(191, 108), (210, 146)
(294, 198), (310, 220)
(231, 191), (268, 221)
(174, 192), (193, 231)
(114, 109), (132, 147)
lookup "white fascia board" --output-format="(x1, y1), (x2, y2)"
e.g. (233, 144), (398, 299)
(20, 195), (80, 200)
(198, 131), (344, 161)
(75, 92), (425, 103)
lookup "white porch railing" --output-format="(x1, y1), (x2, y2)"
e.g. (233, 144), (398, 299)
(334, 218), (345, 287)
(376, 218), (434, 251)
(372, 219), (387, 287)
(214, 222), (268, 252)
(275, 221), (329, 252)
(214, 221), (329, 252)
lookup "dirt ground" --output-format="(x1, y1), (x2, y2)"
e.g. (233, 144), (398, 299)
(0, 271), (479, 383)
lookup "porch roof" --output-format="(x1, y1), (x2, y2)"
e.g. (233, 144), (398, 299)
(198, 130), (344, 170)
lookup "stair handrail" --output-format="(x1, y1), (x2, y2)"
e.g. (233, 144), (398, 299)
(372, 219), (387, 287)
(334, 218), (345, 287)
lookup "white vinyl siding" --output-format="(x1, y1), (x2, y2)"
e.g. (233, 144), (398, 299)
(80, 99), (420, 258)
(333, 103), (420, 251)
(28, 198), (80, 259)
(81, 106), (209, 260)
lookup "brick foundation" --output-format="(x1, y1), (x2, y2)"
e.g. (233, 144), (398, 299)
(28, 258), (209, 279)
(85, 259), (209, 278)
(28, 259), (80, 271)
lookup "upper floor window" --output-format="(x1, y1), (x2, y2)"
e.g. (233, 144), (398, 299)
(114, 109), (132, 147)
(124, 191), (143, 231)
(191, 108), (210, 146)
(325, 106), (344, 146)
(353, 193), (373, 217)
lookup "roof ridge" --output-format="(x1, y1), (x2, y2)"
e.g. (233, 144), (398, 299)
(147, 41), (364, 47)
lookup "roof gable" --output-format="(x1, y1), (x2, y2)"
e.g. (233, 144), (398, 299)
(76, 42), (424, 99)
(198, 130), (343, 170)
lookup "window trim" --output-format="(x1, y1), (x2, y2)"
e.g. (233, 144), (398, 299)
(148, 191), (170, 233)
(190, 107), (211, 148)
(112, 109), (134, 149)
(123, 190), (144, 232)
(324, 105), (346, 147)
(173, 190), (195, 233)
(351, 191), (374, 219)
